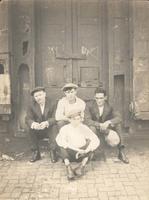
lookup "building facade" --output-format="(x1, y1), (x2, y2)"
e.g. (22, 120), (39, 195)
(0, 0), (149, 136)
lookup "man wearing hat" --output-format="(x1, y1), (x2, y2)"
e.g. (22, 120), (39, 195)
(56, 108), (100, 180)
(25, 86), (57, 163)
(55, 83), (86, 129)
(84, 87), (129, 164)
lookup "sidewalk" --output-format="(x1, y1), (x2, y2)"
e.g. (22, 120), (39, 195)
(0, 134), (149, 200)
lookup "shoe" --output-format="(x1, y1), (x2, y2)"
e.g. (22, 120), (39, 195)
(118, 148), (129, 164)
(30, 150), (41, 162)
(50, 150), (57, 163)
(74, 164), (85, 177)
(66, 165), (75, 180)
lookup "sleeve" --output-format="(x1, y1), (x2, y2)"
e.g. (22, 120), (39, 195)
(110, 108), (122, 126)
(80, 100), (86, 120)
(84, 102), (100, 127)
(84, 126), (100, 151)
(55, 99), (68, 121)
(25, 105), (35, 128)
(47, 102), (57, 126)
(56, 128), (68, 149)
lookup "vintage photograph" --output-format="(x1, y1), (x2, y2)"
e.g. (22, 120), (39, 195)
(0, 0), (149, 199)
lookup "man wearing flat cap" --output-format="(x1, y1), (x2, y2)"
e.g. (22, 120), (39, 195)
(56, 108), (100, 180)
(25, 86), (57, 163)
(55, 83), (86, 129)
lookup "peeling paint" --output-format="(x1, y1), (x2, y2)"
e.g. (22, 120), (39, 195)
(113, 25), (119, 29)
(19, 15), (31, 33)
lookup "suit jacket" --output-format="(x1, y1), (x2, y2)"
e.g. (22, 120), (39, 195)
(84, 100), (122, 128)
(25, 97), (57, 129)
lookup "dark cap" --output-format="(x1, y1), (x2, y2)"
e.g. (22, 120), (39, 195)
(31, 86), (45, 96)
(61, 83), (78, 91)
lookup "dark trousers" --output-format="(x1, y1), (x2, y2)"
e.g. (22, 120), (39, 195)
(89, 124), (124, 147)
(29, 125), (58, 152)
(58, 147), (93, 163)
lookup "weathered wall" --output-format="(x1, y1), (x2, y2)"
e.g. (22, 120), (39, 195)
(10, 0), (35, 135)
(0, 0), (149, 135)
(129, 0), (149, 133)
(107, 0), (130, 128)
(0, 0), (11, 132)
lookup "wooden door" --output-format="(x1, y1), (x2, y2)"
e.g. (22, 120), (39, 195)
(107, 0), (130, 126)
(35, 0), (102, 100)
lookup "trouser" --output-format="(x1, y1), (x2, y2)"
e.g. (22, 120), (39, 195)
(58, 139), (93, 162)
(59, 147), (93, 163)
(89, 125), (124, 148)
(29, 125), (58, 151)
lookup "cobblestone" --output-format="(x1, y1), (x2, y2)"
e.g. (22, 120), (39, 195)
(0, 147), (149, 200)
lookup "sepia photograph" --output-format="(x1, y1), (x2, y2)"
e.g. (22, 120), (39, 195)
(0, 0), (149, 199)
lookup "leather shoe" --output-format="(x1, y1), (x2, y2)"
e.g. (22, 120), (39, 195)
(50, 150), (57, 163)
(30, 150), (41, 162)
(74, 165), (85, 177)
(118, 149), (129, 164)
(66, 165), (75, 180)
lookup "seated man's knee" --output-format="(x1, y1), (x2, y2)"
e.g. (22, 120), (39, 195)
(105, 130), (120, 147)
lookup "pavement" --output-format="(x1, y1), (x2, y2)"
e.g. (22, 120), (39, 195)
(0, 133), (149, 200)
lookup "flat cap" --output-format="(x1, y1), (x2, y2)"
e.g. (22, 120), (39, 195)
(66, 108), (82, 118)
(31, 86), (45, 96)
(62, 83), (78, 91)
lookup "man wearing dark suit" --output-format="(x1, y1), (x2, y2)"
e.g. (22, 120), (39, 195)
(25, 86), (57, 163)
(84, 87), (129, 164)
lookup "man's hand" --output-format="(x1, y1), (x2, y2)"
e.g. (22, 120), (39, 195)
(39, 121), (49, 130)
(76, 149), (86, 159)
(31, 121), (49, 130)
(100, 120), (111, 131)
(31, 122), (41, 130)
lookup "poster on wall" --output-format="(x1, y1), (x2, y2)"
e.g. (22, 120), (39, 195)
(0, 74), (11, 114)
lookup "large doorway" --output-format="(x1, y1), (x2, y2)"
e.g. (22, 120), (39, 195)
(35, 0), (103, 100)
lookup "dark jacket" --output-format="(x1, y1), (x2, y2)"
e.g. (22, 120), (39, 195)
(25, 97), (56, 129)
(84, 100), (122, 128)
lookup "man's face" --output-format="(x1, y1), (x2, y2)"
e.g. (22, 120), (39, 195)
(64, 88), (77, 102)
(33, 90), (46, 105)
(70, 115), (82, 126)
(95, 93), (106, 107)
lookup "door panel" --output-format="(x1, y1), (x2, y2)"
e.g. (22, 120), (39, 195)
(75, 0), (101, 90)
(40, 0), (72, 90)
(36, 0), (101, 100)
(108, 0), (130, 126)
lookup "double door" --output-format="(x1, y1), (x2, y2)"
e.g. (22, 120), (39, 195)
(35, 0), (102, 99)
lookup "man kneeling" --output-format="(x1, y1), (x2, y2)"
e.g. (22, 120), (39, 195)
(56, 109), (100, 180)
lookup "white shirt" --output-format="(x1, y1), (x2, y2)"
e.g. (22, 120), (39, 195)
(56, 123), (100, 151)
(40, 103), (45, 115)
(55, 97), (86, 121)
(98, 106), (104, 117)
(31, 102), (46, 129)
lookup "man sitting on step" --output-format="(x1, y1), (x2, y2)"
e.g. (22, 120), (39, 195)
(25, 86), (58, 163)
(84, 87), (129, 164)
